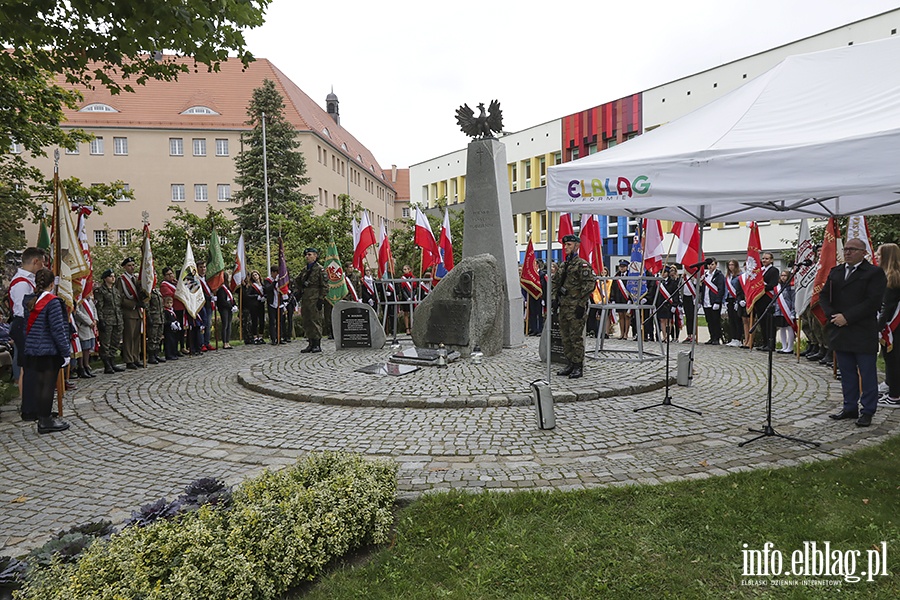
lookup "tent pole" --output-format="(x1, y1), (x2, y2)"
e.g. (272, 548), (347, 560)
(691, 212), (706, 389)
(546, 210), (553, 384)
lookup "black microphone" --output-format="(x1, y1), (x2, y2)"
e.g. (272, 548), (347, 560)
(687, 258), (714, 269)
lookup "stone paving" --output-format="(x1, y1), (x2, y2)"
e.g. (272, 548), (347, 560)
(2, 336), (898, 557)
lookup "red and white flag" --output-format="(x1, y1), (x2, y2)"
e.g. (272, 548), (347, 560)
(811, 217), (842, 325)
(73, 204), (94, 302)
(138, 223), (156, 297)
(231, 232), (247, 291)
(743, 221), (765, 309)
(520, 238), (542, 300)
(671, 221), (702, 272)
(414, 207), (440, 272)
(643, 219), (665, 275)
(557, 213), (574, 245)
(434, 207), (455, 283)
(377, 222), (395, 281)
(578, 214), (603, 276)
(354, 211), (377, 272)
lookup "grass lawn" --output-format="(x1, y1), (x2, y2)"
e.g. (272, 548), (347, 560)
(298, 435), (900, 599)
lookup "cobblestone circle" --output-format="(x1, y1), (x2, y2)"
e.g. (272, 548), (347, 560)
(2, 336), (897, 556)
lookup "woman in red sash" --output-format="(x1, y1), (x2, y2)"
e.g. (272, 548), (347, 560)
(23, 268), (71, 433)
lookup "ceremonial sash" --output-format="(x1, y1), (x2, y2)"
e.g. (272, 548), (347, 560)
(362, 277), (376, 296)
(160, 280), (176, 295)
(401, 277), (414, 296)
(775, 284), (797, 332)
(251, 282), (264, 297)
(881, 303), (900, 352)
(8, 276), (35, 312)
(70, 312), (82, 357)
(615, 279), (629, 301)
(26, 292), (56, 333)
(702, 276), (719, 297)
(658, 281), (677, 306)
(725, 277), (738, 299)
(82, 299), (96, 322)
(683, 277), (696, 296)
(119, 274), (138, 300)
(221, 286), (234, 305)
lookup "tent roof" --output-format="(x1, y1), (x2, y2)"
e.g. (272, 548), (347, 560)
(546, 35), (900, 222)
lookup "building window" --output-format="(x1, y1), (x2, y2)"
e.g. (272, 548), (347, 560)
(540, 156), (547, 187)
(193, 139), (206, 156)
(215, 139), (229, 156)
(170, 138), (183, 156)
(194, 184), (208, 202)
(10, 142), (22, 154)
(607, 139), (618, 148)
(90, 137), (104, 155)
(117, 230), (132, 246)
(94, 230), (109, 247)
(722, 222), (740, 229)
(180, 106), (219, 115)
(402, 207), (410, 218)
(80, 103), (118, 113)
(115, 183), (131, 202)
(553, 151), (562, 165)
(588, 143), (598, 155)
(539, 212), (547, 242)
(607, 217), (619, 238)
(757, 220), (771, 226)
(66, 145), (79, 155)
(524, 161), (532, 189)
(510, 163), (518, 192)
(171, 184), (185, 202)
(217, 184), (231, 201)
(113, 137), (128, 155)
(627, 218), (640, 238)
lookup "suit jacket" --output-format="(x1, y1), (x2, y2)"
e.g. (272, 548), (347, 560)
(818, 260), (887, 354)
(699, 269), (726, 306)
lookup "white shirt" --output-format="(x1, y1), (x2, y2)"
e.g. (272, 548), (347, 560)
(9, 268), (36, 317)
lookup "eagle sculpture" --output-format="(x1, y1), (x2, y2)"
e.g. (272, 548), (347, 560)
(455, 99), (503, 139)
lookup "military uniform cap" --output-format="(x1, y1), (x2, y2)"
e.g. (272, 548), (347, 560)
(101, 268), (114, 279)
(618, 259), (629, 267)
(304, 247), (319, 255)
(121, 257), (135, 266)
(562, 234), (580, 244)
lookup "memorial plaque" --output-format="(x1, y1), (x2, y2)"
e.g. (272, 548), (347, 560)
(355, 363), (419, 376)
(538, 313), (567, 364)
(390, 347), (461, 366)
(339, 306), (372, 348)
(424, 299), (471, 347)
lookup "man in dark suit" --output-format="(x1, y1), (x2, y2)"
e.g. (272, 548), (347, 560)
(753, 252), (780, 350)
(819, 238), (887, 427)
(700, 258), (726, 345)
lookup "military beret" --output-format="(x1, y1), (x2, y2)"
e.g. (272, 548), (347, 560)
(562, 234), (580, 243)
(121, 257), (135, 266)
(304, 247), (319, 255)
(101, 268), (114, 279)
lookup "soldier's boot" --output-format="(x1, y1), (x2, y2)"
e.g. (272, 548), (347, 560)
(112, 359), (126, 372)
(37, 415), (70, 434)
(799, 343), (817, 357)
(147, 354), (159, 365)
(310, 339), (322, 353)
(102, 358), (116, 374)
(568, 363), (584, 379)
(300, 340), (315, 354)
(557, 362), (574, 376)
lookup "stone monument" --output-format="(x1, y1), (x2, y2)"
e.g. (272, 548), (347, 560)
(460, 137), (525, 349)
(331, 300), (386, 349)
(411, 254), (504, 356)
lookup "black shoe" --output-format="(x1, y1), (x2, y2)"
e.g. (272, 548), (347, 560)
(166, 355), (179, 361)
(112, 362), (126, 372)
(156, 356), (166, 363)
(300, 343), (314, 354)
(822, 357), (834, 367)
(102, 359), (115, 374)
(807, 349), (826, 361)
(311, 345), (322, 353)
(829, 410), (858, 420)
(568, 364), (583, 379)
(855, 413), (873, 427)
(126, 363), (138, 370)
(799, 344), (816, 357)
(147, 356), (159, 365)
(84, 366), (96, 378)
(270, 341), (279, 346)
(557, 362), (574, 376)
(37, 416), (70, 434)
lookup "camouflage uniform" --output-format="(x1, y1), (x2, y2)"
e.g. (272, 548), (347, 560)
(94, 282), (123, 362)
(298, 260), (327, 349)
(147, 288), (164, 360)
(552, 253), (596, 366)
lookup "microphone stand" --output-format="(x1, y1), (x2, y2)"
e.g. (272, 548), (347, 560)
(635, 271), (702, 415)
(739, 263), (819, 447)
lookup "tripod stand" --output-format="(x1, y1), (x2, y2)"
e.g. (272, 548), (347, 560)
(635, 272), (702, 415)
(738, 265), (819, 448)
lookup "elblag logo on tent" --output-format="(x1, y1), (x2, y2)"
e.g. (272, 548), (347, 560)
(567, 176), (651, 200)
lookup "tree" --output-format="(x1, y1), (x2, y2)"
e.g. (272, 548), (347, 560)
(1, 0), (271, 250)
(232, 79), (314, 248)
(152, 206), (235, 273)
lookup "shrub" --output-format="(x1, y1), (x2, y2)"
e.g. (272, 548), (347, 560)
(16, 452), (397, 600)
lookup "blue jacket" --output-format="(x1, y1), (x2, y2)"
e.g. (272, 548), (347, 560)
(24, 294), (71, 358)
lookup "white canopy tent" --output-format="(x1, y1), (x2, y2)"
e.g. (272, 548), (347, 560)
(546, 34), (900, 222)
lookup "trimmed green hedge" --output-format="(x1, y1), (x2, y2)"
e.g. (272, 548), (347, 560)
(16, 452), (397, 600)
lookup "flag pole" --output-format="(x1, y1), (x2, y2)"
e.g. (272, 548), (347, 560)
(53, 150), (66, 416)
(238, 282), (243, 343)
(262, 112), (272, 275)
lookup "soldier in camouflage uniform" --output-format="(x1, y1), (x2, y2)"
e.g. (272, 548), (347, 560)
(297, 247), (327, 353)
(551, 234), (597, 379)
(94, 268), (124, 374)
(147, 286), (165, 364)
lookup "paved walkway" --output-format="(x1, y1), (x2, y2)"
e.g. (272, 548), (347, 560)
(2, 337), (898, 556)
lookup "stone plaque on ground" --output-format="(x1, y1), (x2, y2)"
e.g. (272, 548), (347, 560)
(332, 300), (385, 349)
(389, 347), (461, 366)
(355, 363), (419, 376)
(424, 300), (471, 347)
(538, 313), (568, 364)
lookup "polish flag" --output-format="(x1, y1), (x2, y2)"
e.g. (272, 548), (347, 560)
(643, 219), (665, 275)
(671, 221), (703, 274)
(353, 211), (376, 272)
(434, 207), (455, 283)
(414, 207), (440, 271)
(377, 222), (395, 280)
(557, 213), (574, 245)
(231, 233), (247, 291)
(579, 214), (603, 275)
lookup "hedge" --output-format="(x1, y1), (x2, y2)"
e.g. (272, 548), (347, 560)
(15, 452), (397, 600)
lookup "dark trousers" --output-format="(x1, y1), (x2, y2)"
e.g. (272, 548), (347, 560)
(726, 301), (742, 342)
(835, 351), (879, 415)
(883, 345), (900, 398)
(164, 328), (180, 359)
(683, 295), (696, 337)
(704, 306), (722, 343)
(219, 309), (233, 344)
(23, 355), (60, 418)
(268, 305), (281, 342)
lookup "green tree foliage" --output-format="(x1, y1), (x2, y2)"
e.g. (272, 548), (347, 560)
(232, 79), (314, 249)
(152, 206), (236, 274)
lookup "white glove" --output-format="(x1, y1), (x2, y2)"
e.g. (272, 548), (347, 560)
(713, 303), (720, 311)
(739, 300), (746, 307)
(62, 356), (70, 368)
(170, 322), (180, 331)
(232, 306), (238, 313)
(671, 307), (677, 314)
(639, 298), (647, 304)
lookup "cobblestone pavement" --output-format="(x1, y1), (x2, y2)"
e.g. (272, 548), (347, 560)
(2, 337), (898, 556)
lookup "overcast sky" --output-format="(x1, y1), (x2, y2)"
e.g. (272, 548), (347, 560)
(243, 0), (899, 169)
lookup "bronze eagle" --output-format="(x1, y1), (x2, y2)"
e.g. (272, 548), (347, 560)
(455, 100), (503, 139)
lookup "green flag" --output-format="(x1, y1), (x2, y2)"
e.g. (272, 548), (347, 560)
(37, 220), (51, 251)
(206, 229), (226, 292)
(324, 235), (349, 306)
